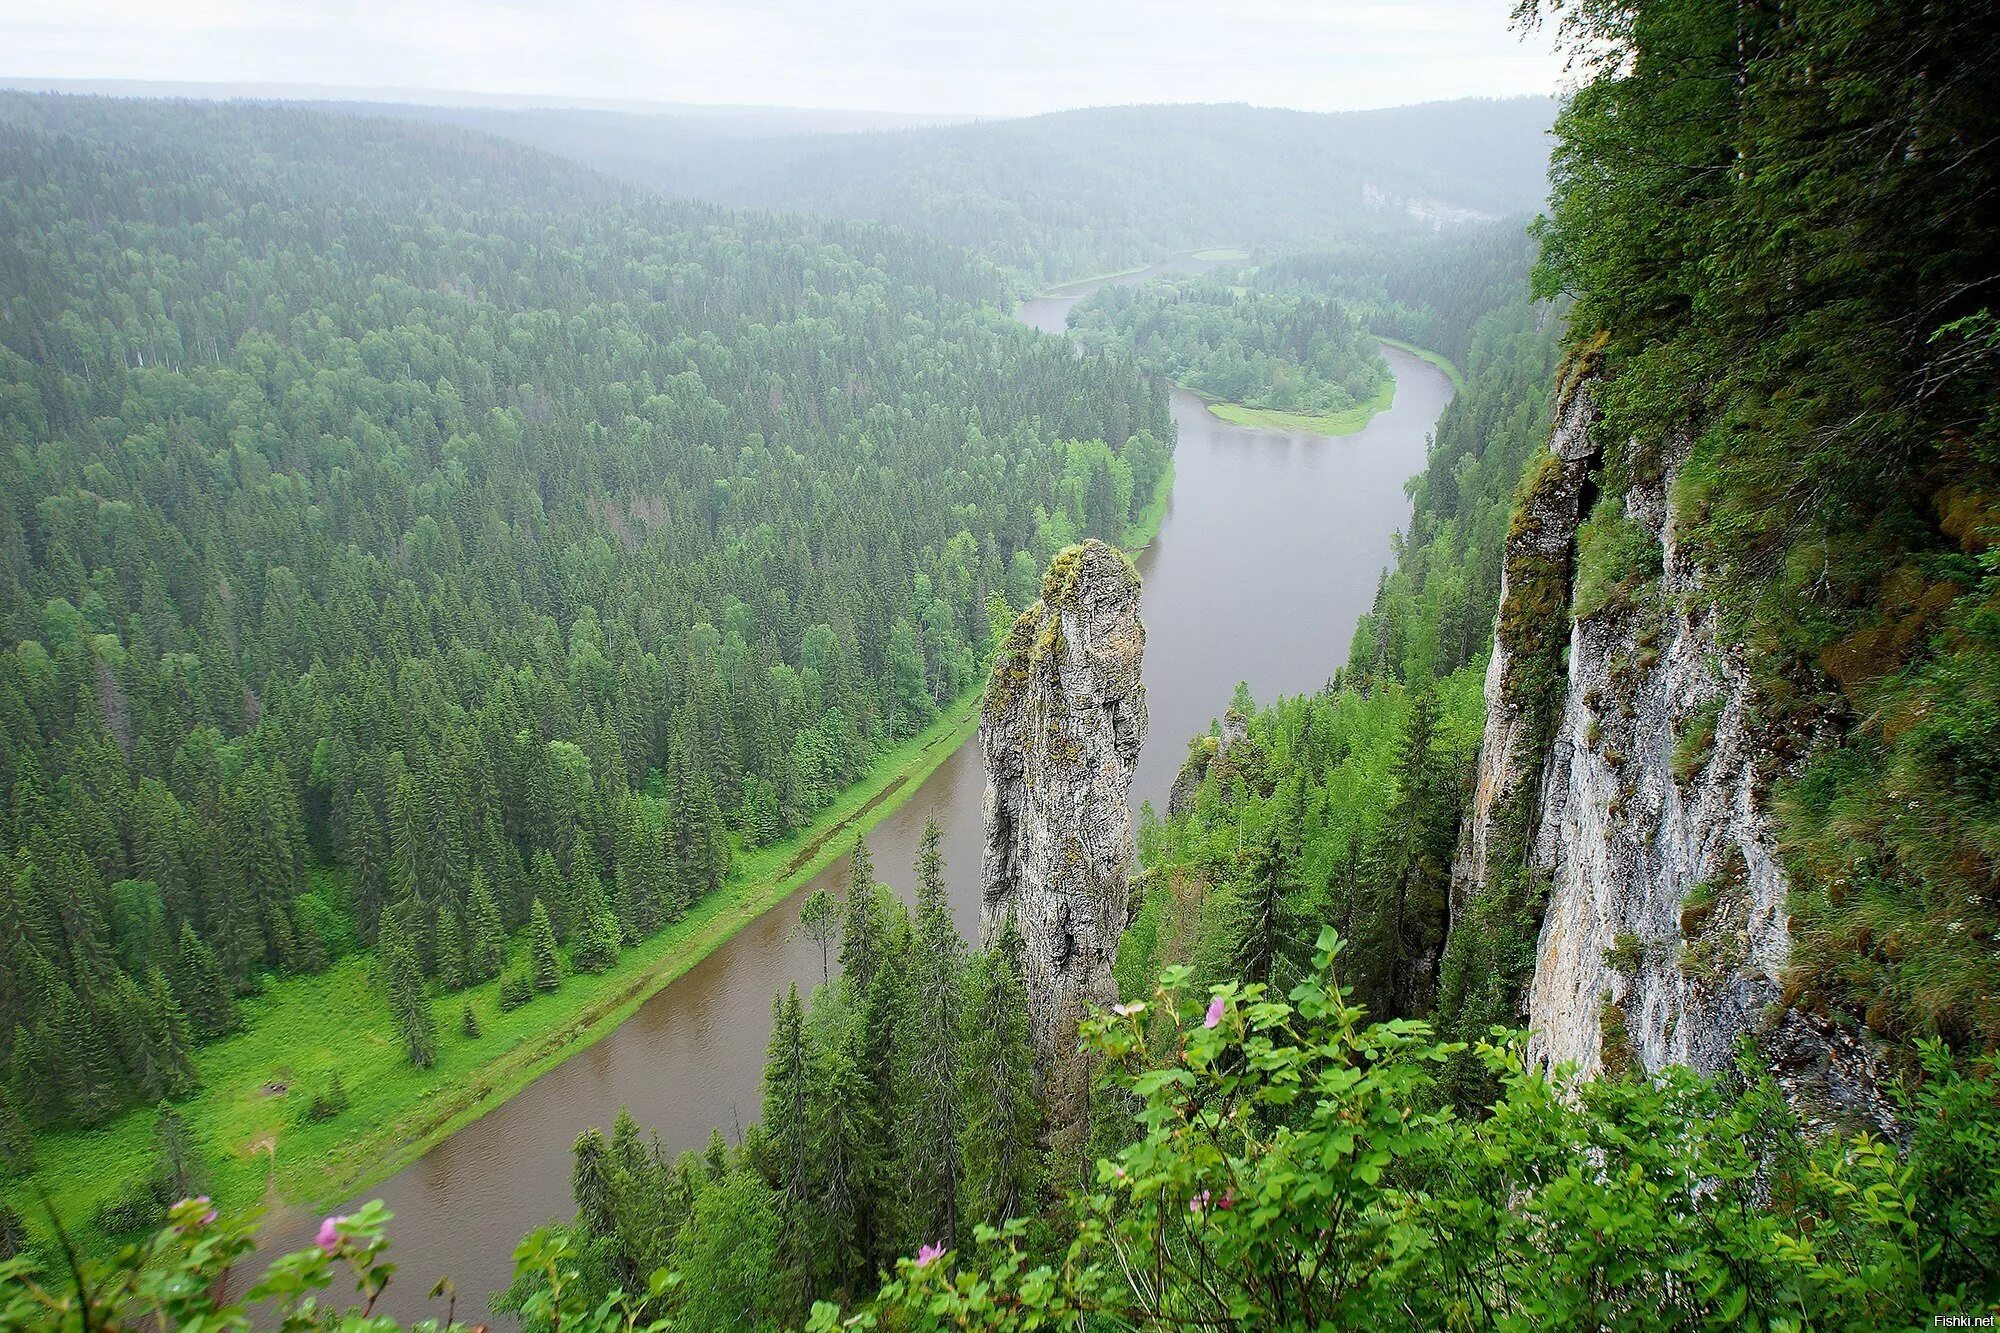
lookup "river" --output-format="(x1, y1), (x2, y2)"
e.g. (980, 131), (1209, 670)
(259, 257), (1456, 1316)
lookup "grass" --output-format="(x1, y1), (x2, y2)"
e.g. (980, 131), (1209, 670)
(7, 466), (1179, 1257)
(1373, 334), (1466, 393)
(1027, 245), (1250, 302)
(1030, 261), (1155, 300)
(4, 694), (982, 1253)
(1206, 376), (1397, 436)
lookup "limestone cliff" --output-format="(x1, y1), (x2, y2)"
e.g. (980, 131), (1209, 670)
(1451, 382), (1891, 1130)
(979, 540), (1146, 1146)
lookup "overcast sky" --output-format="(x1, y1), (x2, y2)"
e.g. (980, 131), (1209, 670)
(1, 0), (1565, 117)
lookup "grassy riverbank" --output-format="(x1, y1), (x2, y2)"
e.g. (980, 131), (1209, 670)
(3, 693), (983, 1251)
(1031, 260), (1155, 299)
(1205, 375), (1397, 435)
(6, 461), (1176, 1256)
(1373, 334), (1466, 392)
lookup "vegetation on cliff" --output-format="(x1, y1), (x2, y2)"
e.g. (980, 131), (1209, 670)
(1525, 0), (2000, 1051)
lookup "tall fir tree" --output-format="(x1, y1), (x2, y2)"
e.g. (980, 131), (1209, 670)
(956, 930), (1042, 1232)
(759, 984), (813, 1319)
(528, 898), (562, 993)
(171, 923), (237, 1041)
(463, 872), (507, 984)
(433, 903), (466, 992)
(383, 942), (437, 1070)
(839, 836), (884, 996)
(896, 820), (966, 1251)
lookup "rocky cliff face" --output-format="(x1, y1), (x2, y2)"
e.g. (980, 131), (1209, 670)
(980, 540), (1147, 1146)
(1453, 382), (1892, 1130)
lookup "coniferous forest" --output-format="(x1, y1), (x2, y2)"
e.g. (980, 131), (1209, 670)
(5, 0), (2000, 1329)
(1067, 276), (1390, 422)
(0, 94), (1167, 1144)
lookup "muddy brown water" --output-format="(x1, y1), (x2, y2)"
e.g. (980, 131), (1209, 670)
(253, 256), (1456, 1316)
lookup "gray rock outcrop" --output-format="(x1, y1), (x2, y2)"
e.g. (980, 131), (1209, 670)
(1450, 379), (1893, 1132)
(979, 539), (1146, 1147)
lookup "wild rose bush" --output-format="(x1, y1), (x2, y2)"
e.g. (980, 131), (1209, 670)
(820, 930), (2000, 1332)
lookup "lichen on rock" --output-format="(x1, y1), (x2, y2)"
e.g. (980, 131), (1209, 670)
(979, 539), (1146, 1153)
(1448, 381), (1894, 1132)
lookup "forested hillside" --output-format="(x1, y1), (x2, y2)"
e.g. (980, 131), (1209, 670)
(1067, 276), (1390, 426)
(0, 92), (1169, 1163)
(11, 0), (2000, 1322)
(1252, 218), (1539, 370)
(391, 98), (1555, 284)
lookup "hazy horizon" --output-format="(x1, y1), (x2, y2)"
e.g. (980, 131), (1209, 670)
(0, 73), (1560, 127)
(0, 1), (1565, 119)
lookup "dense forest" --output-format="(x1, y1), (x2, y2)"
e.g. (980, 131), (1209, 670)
(1251, 217), (1541, 371)
(0, 92), (1170, 1169)
(1066, 276), (1389, 420)
(9, 0), (2000, 1324)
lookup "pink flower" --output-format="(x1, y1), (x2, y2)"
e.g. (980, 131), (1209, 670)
(176, 1196), (217, 1228)
(1218, 1190), (1236, 1211)
(915, 1242), (945, 1268)
(1112, 1000), (1144, 1017)
(1204, 995), (1226, 1029)
(316, 1215), (348, 1255)
(1190, 1189), (1211, 1213)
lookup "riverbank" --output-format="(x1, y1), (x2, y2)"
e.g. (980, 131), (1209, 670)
(8, 454), (1177, 1255)
(4, 691), (983, 1249)
(1372, 334), (1465, 392)
(1204, 375), (1397, 435)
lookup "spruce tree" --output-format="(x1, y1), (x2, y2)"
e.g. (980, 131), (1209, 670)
(434, 903), (466, 991)
(897, 820), (966, 1251)
(143, 967), (199, 1098)
(347, 789), (388, 940)
(573, 1127), (614, 1237)
(839, 835), (884, 995)
(956, 933), (1041, 1231)
(464, 872), (507, 983)
(807, 1032), (883, 1298)
(531, 850), (569, 942)
(759, 985), (812, 1314)
(172, 922), (237, 1040)
(383, 942), (437, 1069)
(571, 874), (620, 973)
(855, 957), (906, 1270)
(528, 898), (562, 992)
(147, 1106), (203, 1205)
(56, 984), (117, 1125)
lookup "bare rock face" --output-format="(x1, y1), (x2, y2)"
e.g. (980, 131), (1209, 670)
(1165, 706), (1249, 819)
(1450, 381), (1894, 1132)
(1450, 383), (1602, 919)
(980, 540), (1146, 1145)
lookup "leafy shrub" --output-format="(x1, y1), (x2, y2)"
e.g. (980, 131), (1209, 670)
(834, 931), (2000, 1330)
(89, 1193), (159, 1239)
(300, 1071), (350, 1124)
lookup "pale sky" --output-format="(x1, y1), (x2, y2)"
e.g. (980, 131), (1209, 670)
(0, 0), (1565, 118)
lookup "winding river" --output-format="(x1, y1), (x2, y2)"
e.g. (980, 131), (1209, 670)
(260, 257), (1456, 1315)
